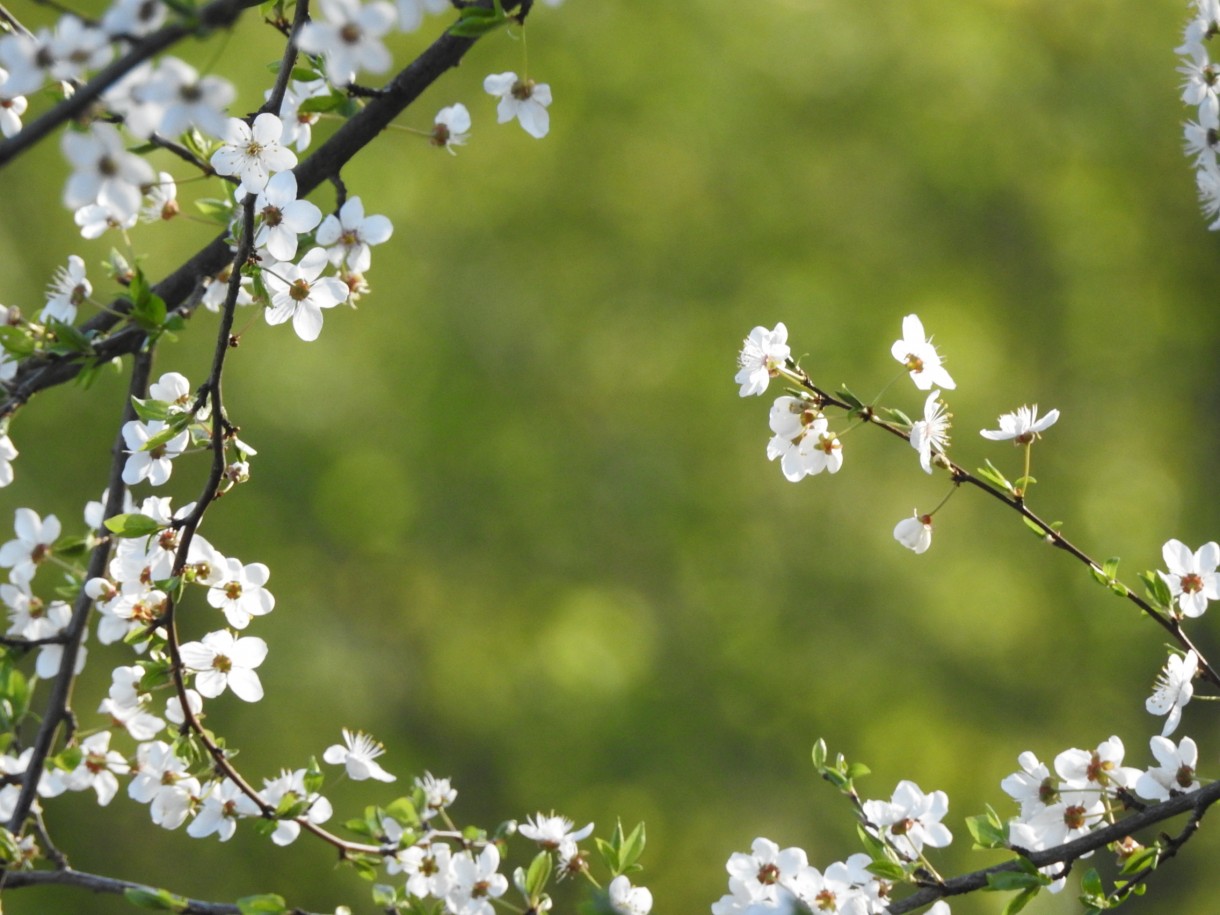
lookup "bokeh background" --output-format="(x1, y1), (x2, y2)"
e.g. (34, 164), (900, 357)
(1, 0), (1219, 912)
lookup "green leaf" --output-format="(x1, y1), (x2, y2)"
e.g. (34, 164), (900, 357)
(1080, 868), (1104, 897)
(977, 459), (1014, 493)
(371, 884), (398, 906)
(0, 326), (35, 357)
(1002, 886), (1040, 915)
(965, 812), (1006, 849)
(987, 871), (1045, 892)
(618, 821), (646, 872)
(838, 385), (865, 413)
(878, 407), (912, 426)
(865, 859), (906, 880)
(195, 198), (234, 224)
(1021, 515), (1048, 538)
(299, 93), (348, 114)
(1140, 571), (1173, 611)
(46, 319), (93, 356)
(1119, 846), (1159, 875)
(811, 738), (827, 770)
(1103, 557), (1121, 579)
(385, 796), (420, 827)
(303, 756), (324, 795)
(595, 837), (619, 874)
(104, 513), (164, 538)
(844, 762), (871, 780)
(122, 887), (190, 911)
(236, 894), (288, 915)
(525, 850), (552, 898)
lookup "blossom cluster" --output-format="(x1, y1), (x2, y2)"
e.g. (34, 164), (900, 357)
(1178, 0), (1220, 226)
(735, 315), (1059, 554)
(713, 779), (953, 915)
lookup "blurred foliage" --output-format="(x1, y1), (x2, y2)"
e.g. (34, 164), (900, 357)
(1, 0), (1219, 913)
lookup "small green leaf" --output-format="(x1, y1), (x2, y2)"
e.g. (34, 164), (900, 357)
(987, 871), (1045, 892)
(104, 513), (164, 538)
(0, 326), (35, 357)
(865, 859), (906, 880)
(595, 837), (619, 874)
(1119, 847), (1159, 875)
(1080, 868), (1104, 897)
(46, 319), (93, 356)
(123, 887), (190, 911)
(236, 893), (288, 915)
(1021, 515), (1048, 538)
(878, 407), (913, 426)
(299, 93), (348, 114)
(525, 850), (552, 898)
(195, 198), (234, 224)
(811, 739), (827, 770)
(838, 385), (865, 413)
(1140, 571), (1173, 611)
(1002, 886), (1040, 915)
(965, 812), (1006, 850)
(977, 459), (1014, 493)
(618, 821), (646, 872)
(844, 762), (871, 780)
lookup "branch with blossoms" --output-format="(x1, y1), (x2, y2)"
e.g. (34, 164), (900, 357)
(0, 1), (657, 914)
(715, 318), (1220, 914)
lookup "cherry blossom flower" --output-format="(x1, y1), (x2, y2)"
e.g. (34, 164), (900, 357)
(893, 512), (933, 554)
(100, 666), (166, 740)
(519, 812), (594, 857)
(1146, 649), (1198, 736)
(720, 837), (810, 908)
(415, 771), (457, 819)
(210, 113), (297, 195)
(179, 630), (268, 702)
(0, 68), (28, 138)
(1053, 736), (1139, 794)
(121, 419), (190, 486)
(980, 404), (1059, 444)
(207, 558), (274, 628)
(296, 0), (397, 86)
(0, 508), (61, 584)
(1158, 539), (1220, 617)
(1000, 751), (1056, 818)
(891, 314), (955, 391)
(1009, 788), (1105, 852)
(1135, 735), (1200, 801)
(0, 435), (15, 487)
(861, 781), (952, 858)
(102, 0), (168, 38)
(315, 197), (393, 273)
(766, 396), (841, 481)
(61, 122), (154, 221)
(122, 57), (234, 140)
(446, 844), (508, 915)
(254, 171), (322, 262)
(736, 323), (791, 397)
(140, 173), (180, 223)
(128, 740), (200, 829)
(484, 71), (553, 139)
(42, 254), (91, 324)
(909, 389), (951, 473)
(187, 778), (260, 840)
(432, 103), (472, 154)
(323, 728), (396, 781)
(270, 79), (330, 152)
(260, 769), (333, 845)
(263, 247), (350, 342)
(74, 202), (137, 239)
(64, 732), (129, 805)
(609, 875), (653, 915)
(391, 841), (453, 897)
(164, 688), (204, 726)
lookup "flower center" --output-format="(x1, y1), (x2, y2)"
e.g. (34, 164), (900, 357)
(757, 863), (780, 885)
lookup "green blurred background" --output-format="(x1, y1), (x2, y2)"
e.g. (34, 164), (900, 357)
(2, 0), (1219, 912)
